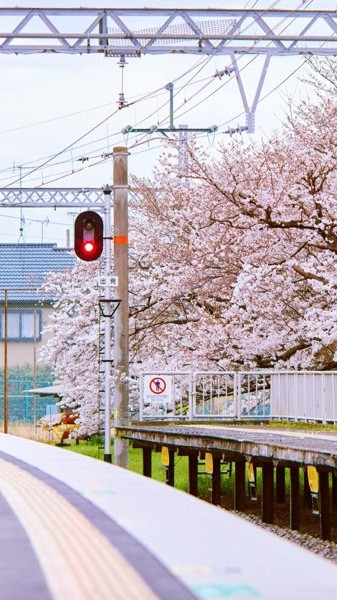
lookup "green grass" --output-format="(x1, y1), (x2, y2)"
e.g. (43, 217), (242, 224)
(65, 438), (190, 489)
(64, 437), (217, 500)
(63, 422), (335, 506)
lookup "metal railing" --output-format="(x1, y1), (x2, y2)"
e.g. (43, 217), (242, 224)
(138, 370), (337, 423)
(269, 371), (337, 422)
(237, 371), (271, 419)
(192, 372), (237, 418)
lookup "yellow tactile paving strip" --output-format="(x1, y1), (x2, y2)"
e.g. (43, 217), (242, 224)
(0, 457), (158, 600)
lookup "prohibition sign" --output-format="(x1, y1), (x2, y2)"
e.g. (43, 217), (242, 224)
(149, 377), (167, 395)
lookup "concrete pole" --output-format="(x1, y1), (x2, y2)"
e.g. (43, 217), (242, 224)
(113, 147), (129, 468)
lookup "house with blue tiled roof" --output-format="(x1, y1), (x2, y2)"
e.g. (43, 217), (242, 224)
(0, 243), (76, 368)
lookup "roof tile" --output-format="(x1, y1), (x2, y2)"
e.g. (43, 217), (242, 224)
(0, 243), (76, 302)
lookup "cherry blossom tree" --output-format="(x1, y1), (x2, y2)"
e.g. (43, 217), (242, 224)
(302, 56), (337, 97)
(40, 91), (337, 433)
(131, 95), (337, 371)
(40, 262), (103, 436)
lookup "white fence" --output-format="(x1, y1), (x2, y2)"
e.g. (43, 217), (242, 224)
(270, 371), (337, 422)
(138, 371), (337, 423)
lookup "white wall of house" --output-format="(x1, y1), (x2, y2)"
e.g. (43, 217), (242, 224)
(0, 306), (53, 368)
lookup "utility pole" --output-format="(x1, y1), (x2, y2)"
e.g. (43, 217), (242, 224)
(113, 147), (129, 468)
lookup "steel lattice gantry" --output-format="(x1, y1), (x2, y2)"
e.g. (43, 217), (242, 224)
(0, 187), (140, 208)
(0, 187), (105, 208)
(0, 7), (336, 57)
(1, 7), (337, 132)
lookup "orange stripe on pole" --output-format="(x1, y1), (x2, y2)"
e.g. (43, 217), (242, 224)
(114, 235), (128, 244)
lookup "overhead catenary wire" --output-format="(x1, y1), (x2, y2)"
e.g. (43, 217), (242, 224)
(0, 52), (217, 186)
(0, 0), (298, 181)
(5, 52), (314, 190)
(0, 83), (198, 178)
(6, 49), (316, 190)
(0, 52), (213, 140)
(0, 69), (222, 187)
(116, 0), (310, 150)
(170, 0), (314, 127)
(4, 55), (214, 187)
(0, 0), (286, 181)
(0, 0), (318, 188)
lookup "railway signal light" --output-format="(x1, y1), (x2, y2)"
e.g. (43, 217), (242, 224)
(74, 210), (103, 261)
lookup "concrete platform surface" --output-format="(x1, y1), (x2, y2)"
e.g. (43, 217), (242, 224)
(1, 433), (337, 600)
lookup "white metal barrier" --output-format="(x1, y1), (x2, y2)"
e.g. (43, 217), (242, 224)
(237, 371), (271, 419)
(192, 372), (237, 418)
(270, 371), (337, 422)
(138, 371), (337, 422)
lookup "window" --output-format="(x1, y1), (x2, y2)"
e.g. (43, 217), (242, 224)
(0, 309), (42, 341)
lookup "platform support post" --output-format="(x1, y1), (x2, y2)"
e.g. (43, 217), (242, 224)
(188, 454), (198, 496)
(234, 460), (246, 512)
(276, 466), (286, 503)
(211, 456), (221, 505)
(165, 449), (175, 486)
(143, 447), (152, 478)
(262, 462), (274, 524)
(303, 467), (312, 508)
(319, 470), (331, 541)
(290, 466), (300, 531)
(332, 473), (337, 511)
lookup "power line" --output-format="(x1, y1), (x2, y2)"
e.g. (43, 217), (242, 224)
(6, 50), (313, 189)
(0, 4), (285, 178)
(0, 54), (215, 186)
(0, 0), (318, 187)
(8, 55), (312, 189)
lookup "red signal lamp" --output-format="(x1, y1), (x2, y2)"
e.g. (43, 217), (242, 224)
(84, 241), (94, 253)
(74, 211), (103, 261)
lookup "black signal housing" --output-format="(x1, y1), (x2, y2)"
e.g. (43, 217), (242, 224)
(74, 210), (103, 261)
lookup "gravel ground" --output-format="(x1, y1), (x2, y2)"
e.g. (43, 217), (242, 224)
(233, 510), (337, 565)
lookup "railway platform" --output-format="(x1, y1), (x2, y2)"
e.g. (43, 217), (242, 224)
(1, 432), (337, 599)
(118, 423), (337, 541)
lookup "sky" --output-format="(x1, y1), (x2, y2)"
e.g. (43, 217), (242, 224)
(0, 0), (333, 246)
